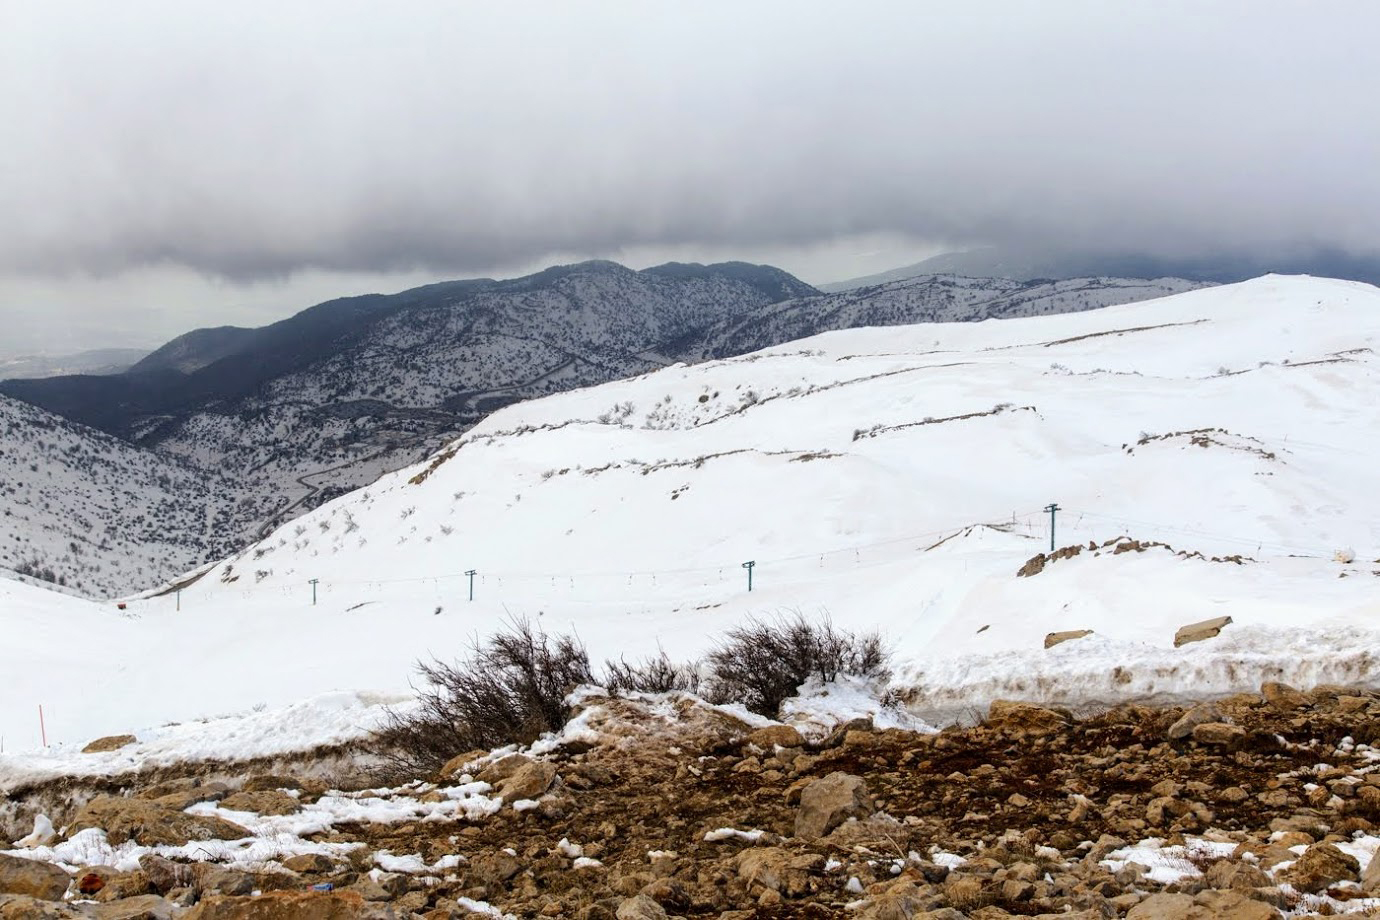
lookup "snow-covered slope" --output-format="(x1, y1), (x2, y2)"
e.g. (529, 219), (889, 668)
(4, 274), (1379, 763)
(0, 395), (253, 597)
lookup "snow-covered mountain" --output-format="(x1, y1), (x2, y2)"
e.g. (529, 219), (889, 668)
(679, 274), (1206, 359)
(5, 274), (1379, 757)
(1, 263), (1207, 586)
(0, 395), (254, 597)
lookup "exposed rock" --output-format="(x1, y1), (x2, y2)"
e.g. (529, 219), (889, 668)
(1173, 615), (1232, 647)
(1190, 722), (1247, 746)
(985, 700), (1070, 734)
(497, 761), (558, 803)
(745, 725), (804, 749)
(82, 735), (138, 753)
(0, 894), (80, 919)
(68, 796), (251, 846)
(1044, 629), (1094, 649)
(183, 891), (396, 919)
(89, 895), (180, 920)
(281, 854), (337, 874)
(614, 894), (667, 920)
(1282, 841), (1359, 892)
(437, 751), (488, 781)
(1126, 892), (1199, 919)
(1260, 681), (1307, 709)
(475, 754), (532, 785)
(0, 854), (70, 901)
(1166, 703), (1222, 740)
(241, 775), (302, 793)
(219, 790), (300, 816)
(794, 772), (874, 839)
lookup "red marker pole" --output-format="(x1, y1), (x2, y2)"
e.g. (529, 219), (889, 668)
(39, 704), (47, 748)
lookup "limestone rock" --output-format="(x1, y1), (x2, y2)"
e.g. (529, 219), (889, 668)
(497, 761), (558, 803)
(795, 772), (873, 839)
(0, 854), (70, 901)
(1173, 616), (1232, 647)
(986, 700), (1071, 734)
(1190, 722), (1247, 746)
(89, 895), (180, 920)
(68, 796), (251, 846)
(1166, 703), (1222, 740)
(614, 894), (667, 920)
(1282, 841), (1359, 892)
(1044, 629), (1093, 649)
(746, 725), (804, 749)
(183, 890), (395, 919)
(281, 854), (336, 874)
(82, 735), (138, 753)
(437, 751), (488, 781)
(219, 790), (300, 816)
(475, 753), (532, 785)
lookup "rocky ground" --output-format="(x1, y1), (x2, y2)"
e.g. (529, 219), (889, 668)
(7, 682), (1380, 918)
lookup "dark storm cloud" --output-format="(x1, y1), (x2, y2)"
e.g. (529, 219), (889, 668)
(2, 0), (1378, 281)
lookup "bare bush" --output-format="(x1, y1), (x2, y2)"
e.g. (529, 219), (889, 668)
(705, 614), (891, 716)
(373, 618), (593, 778)
(604, 650), (702, 695)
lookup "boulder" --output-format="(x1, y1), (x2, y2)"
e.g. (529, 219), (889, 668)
(1126, 893), (1199, 919)
(0, 854), (70, 901)
(1283, 841), (1359, 892)
(1190, 722), (1247, 746)
(82, 735), (137, 753)
(1166, 703), (1222, 741)
(1260, 681), (1307, 709)
(1044, 629), (1094, 649)
(89, 895), (180, 920)
(614, 894), (667, 920)
(0, 894), (81, 918)
(496, 761), (557, 803)
(746, 725), (804, 749)
(183, 891), (395, 919)
(241, 775), (302, 793)
(67, 796), (251, 846)
(985, 700), (1071, 734)
(219, 791), (300, 816)
(475, 754), (532, 785)
(437, 751), (488, 781)
(280, 854), (336, 874)
(1173, 616), (1232, 647)
(794, 772), (873, 839)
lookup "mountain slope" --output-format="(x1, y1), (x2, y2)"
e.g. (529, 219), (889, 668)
(0, 394), (251, 597)
(5, 274), (1378, 751)
(678, 274), (1207, 359)
(821, 246), (1380, 289)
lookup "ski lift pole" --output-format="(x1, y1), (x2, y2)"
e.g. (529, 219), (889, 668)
(465, 570), (476, 602)
(309, 578), (319, 606)
(741, 560), (755, 592)
(1044, 503), (1061, 551)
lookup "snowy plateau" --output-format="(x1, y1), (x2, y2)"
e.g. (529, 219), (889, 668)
(0, 263), (1201, 597)
(1, 273), (1377, 764)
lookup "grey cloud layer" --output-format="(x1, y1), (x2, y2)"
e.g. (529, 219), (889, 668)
(3, 1), (1378, 280)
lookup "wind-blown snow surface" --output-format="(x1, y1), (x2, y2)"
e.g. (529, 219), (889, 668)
(4, 275), (1380, 768)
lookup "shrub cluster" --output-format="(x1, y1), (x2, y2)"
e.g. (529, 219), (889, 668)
(374, 614), (892, 777)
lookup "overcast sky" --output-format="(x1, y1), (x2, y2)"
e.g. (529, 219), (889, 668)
(2, 1), (1378, 355)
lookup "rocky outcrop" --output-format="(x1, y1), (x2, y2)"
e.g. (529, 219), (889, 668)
(0, 853), (69, 900)
(67, 796), (251, 846)
(794, 772), (873, 839)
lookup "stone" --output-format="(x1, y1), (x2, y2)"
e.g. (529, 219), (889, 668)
(1282, 842), (1359, 893)
(1260, 682), (1307, 709)
(68, 797), (251, 847)
(0, 854), (70, 901)
(152, 783), (230, 811)
(794, 772), (874, 839)
(183, 890), (395, 919)
(1173, 616), (1232, 647)
(437, 751), (489, 781)
(82, 734), (138, 753)
(241, 775), (302, 793)
(219, 791), (300, 816)
(1126, 892), (1200, 919)
(1166, 703), (1223, 740)
(281, 854), (336, 874)
(1191, 890), (1280, 919)
(1044, 629), (1093, 649)
(497, 761), (558, 803)
(1203, 859), (1270, 890)
(985, 701), (1070, 734)
(89, 895), (180, 920)
(0, 894), (79, 919)
(475, 753), (532, 785)
(614, 894), (667, 920)
(1190, 722), (1247, 746)
(746, 725), (804, 749)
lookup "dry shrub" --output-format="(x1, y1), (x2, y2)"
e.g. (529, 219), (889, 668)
(704, 613), (891, 716)
(604, 649), (702, 695)
(373, 617), (593, 778)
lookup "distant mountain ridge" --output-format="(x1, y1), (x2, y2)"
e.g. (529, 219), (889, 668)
(820, 246), (1380, 291)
